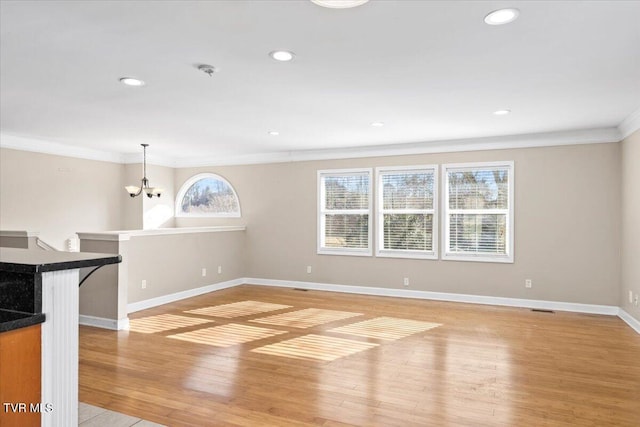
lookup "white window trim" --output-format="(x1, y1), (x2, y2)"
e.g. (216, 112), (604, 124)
(175, 173), (242, 218)
(375, 165), (438, 260)
(442, 161), (514, 263)
(317, 168), (373, 256)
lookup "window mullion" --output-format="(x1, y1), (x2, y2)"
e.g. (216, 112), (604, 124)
(322, 209), (370, 215)
(448, 209), (508, 215)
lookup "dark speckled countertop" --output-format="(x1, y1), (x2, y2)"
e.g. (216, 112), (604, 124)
(0, 248), (122, 332)
(0, 309), (45, 332)
(0, 247), (121, 274)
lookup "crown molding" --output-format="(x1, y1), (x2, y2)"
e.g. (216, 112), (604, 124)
(1, 127), (623, 168)
(174, 151), (295, 167)
(618, 106), (640, 139)
(121, 152), (177, 168)
(173, 127), (622, 167)
(0, 133), (125, 163)
(0, 133), (176, 167)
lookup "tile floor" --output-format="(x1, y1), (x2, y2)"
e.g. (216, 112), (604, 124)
(79, 402), (165, 426)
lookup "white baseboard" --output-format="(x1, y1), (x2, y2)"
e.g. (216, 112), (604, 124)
(618, 309), (640, 334)
(127, 278), (245, 313)
(79, 314), (129, 331)
(120, 276), (637, 335)
(244, 277), (620, 316)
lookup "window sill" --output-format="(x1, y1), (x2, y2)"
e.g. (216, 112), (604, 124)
(376, 250), (437, 260)
(317, 248), (372, 257)
(442, 253), (513, 263)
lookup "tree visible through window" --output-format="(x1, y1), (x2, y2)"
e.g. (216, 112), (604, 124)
(443, 162), (513, 262)
(318, 169), (372, 255)
(377, 166), (437, 259)
(176, 174), (240, 217)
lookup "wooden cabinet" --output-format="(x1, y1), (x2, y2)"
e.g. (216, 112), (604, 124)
(0, 324), (41, 427)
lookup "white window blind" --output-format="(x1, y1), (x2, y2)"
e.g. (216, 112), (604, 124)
(443, 162), (514, 263)
(318, 169), (372, 256)
(377, 166), (437, 259)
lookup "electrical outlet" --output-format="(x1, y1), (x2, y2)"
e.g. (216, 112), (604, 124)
(525, 279), (532, 288)
(635, 294), (639, 307)
(630, 290), (634, 304)
(141, 280), (147, 289)
(403, 277), (409, 287)
(217, 265), (222, 274)
(202, 268), (206, 277)
(307, 266), (312, 274)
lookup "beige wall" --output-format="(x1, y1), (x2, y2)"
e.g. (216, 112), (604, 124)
(142, 164), (175, 229)
(178, 143), (621, 306)
(621, 130), (640, 321)
(0, 148), (125, 249)
(126, 230), (246, 303)
(0, 150), (177, 247)
(79, 239), (127, 321)
(122, 163), (144, 230)
(0, 236), (29, 249)
(79, 230), (246, 324)
(1, 140), (630, 312)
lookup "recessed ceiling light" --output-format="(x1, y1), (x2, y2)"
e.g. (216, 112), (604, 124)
(311, 0), (369, 8)
(119, 77), (145, 87)
(493, 109), (511, 116)
(484, 8), (520, 25)
(268, 131), (280, 136)
(311, 0), (369, 9)
(371, 122), (385, 127)
(269, 51), (295, 62)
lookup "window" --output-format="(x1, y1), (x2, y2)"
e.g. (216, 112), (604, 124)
(175, 173), (241, 217)
(376, 166), (438, 259)
(318, 169), (372, 256)
(443, 161), (514, 262)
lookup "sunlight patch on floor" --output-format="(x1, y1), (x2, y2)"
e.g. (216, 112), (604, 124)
(184, 300), (292, 318)
(167, 323), (287, 347)
(129, 314), (213, 334)
(251, 334), (379, 361)
(250, 308), (362, 328)
(327, 316), (441, 340)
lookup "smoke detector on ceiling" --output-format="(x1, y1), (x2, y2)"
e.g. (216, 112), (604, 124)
(197, 64), (218, 77)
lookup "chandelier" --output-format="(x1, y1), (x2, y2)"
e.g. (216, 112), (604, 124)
(125, 144), (164, 198)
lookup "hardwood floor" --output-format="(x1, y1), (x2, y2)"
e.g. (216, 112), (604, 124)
(79, 285), (640, 426)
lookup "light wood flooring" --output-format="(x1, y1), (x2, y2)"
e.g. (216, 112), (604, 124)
(79, 285), (640, 426)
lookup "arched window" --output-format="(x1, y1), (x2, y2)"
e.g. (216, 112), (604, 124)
(175, 173), (241, 217)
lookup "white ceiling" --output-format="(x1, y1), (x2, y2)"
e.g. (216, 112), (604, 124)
(1, 0), (639, 164)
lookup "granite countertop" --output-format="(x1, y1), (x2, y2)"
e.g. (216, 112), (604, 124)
(0, 247), (122, 274)
(0, 309), (45, 332)
(0, 248), (122, 333)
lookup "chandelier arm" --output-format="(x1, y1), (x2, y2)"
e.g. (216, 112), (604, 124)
(130, 182), (144, 198)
